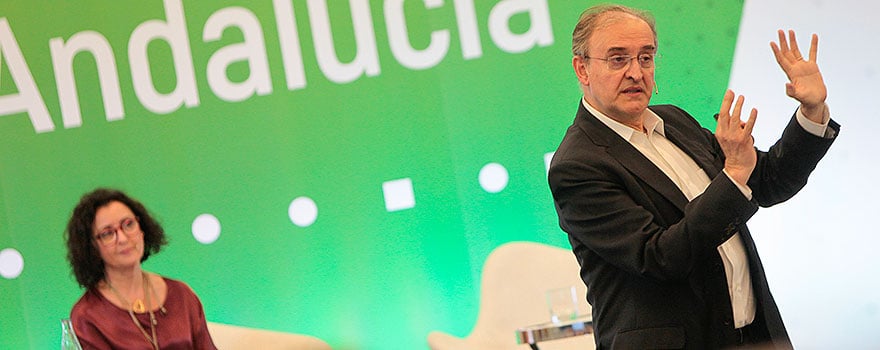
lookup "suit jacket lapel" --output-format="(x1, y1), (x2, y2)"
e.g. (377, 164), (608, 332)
(663, 123), (722, 178)
(576, 104), (690, 212)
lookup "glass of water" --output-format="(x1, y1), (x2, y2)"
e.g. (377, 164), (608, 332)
(546, 286), (579, 324)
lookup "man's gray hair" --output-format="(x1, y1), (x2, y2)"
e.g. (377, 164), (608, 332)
(571, 4), (657, 57)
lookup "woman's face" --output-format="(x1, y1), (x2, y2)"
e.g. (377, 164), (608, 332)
(92, 201), (144, 271)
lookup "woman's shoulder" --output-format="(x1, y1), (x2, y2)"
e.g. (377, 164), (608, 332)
(157, 275), (208, 315)
(158, 275), (200, 297)
(159, 275), (187, 288)
(70, 288), (107, 319)
(72, 288), (102, 305)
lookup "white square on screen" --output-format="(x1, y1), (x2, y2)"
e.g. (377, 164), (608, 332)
(382, 178), (415, 212)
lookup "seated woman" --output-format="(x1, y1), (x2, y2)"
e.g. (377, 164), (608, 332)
(65, 188), (216, 349)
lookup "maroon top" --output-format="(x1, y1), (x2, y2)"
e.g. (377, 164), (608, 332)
(70, 277), (216, 350)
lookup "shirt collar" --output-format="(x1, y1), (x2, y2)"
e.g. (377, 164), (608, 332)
(581, 98), (666, 140)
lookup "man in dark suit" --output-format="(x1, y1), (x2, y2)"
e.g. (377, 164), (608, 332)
(548, 5), (839, 350)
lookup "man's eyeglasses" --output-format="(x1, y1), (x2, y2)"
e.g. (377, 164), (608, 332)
(583, 53), (657, 70)
(93, 217), (140, 246)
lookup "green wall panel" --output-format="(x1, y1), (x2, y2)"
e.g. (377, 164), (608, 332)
(0, 1), (742, 348)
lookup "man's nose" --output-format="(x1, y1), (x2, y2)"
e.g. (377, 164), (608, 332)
(624, 57), (644, 80)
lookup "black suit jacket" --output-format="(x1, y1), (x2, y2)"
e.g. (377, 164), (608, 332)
(548, 102), (838, 349)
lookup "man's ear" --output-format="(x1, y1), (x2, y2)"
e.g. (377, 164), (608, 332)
(573, 55), (589, 86)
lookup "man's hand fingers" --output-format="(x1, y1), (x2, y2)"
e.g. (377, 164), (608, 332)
(809, 33), (819, 62)
(732, 95), (745, 127)
(787, 29), (802, 59)
(744, 108), (758, 137)
(777, 30), (788, 54)
(718, 90), (735, 128)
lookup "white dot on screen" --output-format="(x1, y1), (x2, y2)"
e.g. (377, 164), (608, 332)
(0, 248), (24, 279)
(479, 162), (509, 193)
(191, 214), (221, 244)
(289, 196), (318, 227)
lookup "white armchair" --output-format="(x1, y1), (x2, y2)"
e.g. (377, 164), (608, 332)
(427, 241), (595, 350)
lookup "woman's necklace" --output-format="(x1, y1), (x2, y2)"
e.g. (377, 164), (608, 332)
(132, 299), (146, 313)
(106, 272), (159, 350)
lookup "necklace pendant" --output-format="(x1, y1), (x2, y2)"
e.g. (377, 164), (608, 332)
(132, 299), (146, 313)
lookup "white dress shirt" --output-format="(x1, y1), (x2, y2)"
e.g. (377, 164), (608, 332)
(582, 99), (830, 328)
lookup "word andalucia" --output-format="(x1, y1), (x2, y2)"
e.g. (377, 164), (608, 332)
(0, 0), (553, 134)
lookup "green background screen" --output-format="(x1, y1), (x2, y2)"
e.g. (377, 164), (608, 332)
(0, 1), (742, 348)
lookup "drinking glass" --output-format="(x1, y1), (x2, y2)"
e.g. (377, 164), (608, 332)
(546, 286), (579, 324)
(60, 318), (83, 350)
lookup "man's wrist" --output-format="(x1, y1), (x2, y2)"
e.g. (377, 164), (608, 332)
(722, 168), (753, 200)
(799, 103), (825, 123)
(723, 167), (751, 187)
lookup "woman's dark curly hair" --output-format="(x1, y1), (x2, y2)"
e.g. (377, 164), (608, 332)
(65, 188), (167, 289)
